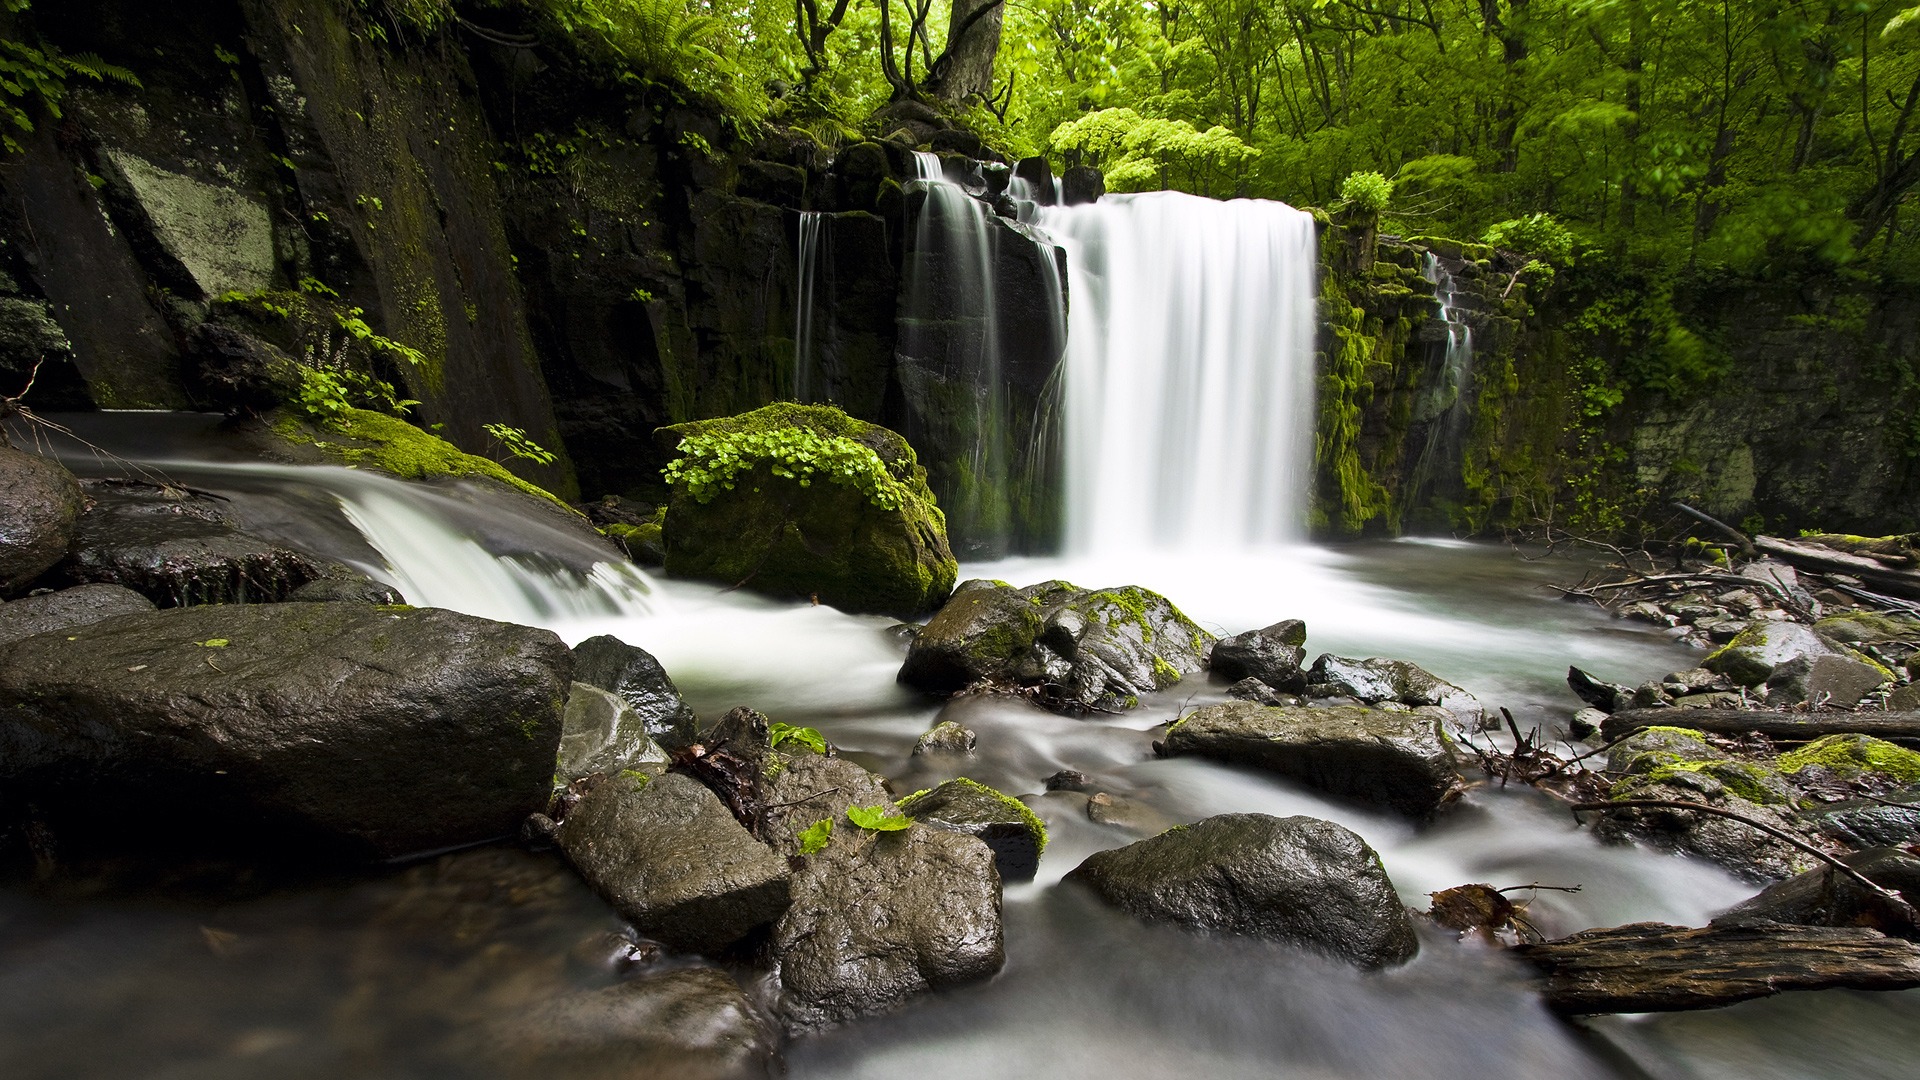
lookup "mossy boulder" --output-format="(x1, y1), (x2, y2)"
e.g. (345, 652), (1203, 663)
(269, 407), (570, 510)
(1599, 728), (1807, 880)
(899, 578), (1216, 712)
(657, 404), (957, 618)
(1704, 621), (1865, 687)
(899, 777), (1048, 882)
(1779, 734), (1920, 788)
(1816, 611), (1920, 645)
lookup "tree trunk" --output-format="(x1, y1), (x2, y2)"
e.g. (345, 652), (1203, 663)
(929, 0), (1005, 103)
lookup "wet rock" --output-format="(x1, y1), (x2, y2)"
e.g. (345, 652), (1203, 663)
(1012, 157), (1055, 205)
(1763, 653), (1889, 708)
(0, 602), (571, 860)
(1627, 679), (1673, 709)
(1778, 733), (1920, 796)
(1569, 707), (1609, 740)
(1162, 700), (1460, 815)
(185, 323), (303, 413)
(1064, 813), (1418, 968)
(1208, 618), (1307, 692)
(571, 634), (698, 751)
(1226, 677), (1296, 706)
(0, 583), (152, 648)
(557, 682), (670, 786)
(1597, 778), (1808, 882)
(486, 966), (779, 1079)
(773, 824), (1003, 1032)
(1568, 667), (1631, 713)
(899, 777), (1046, 882)
(760, 749), (892, 858)
(1084, 791), (1179, 836)
(899, 578), (1214, 712)
(660, 404), (957, 618)
(1717, 848), (1920, 936)
(1807, 789), (1920, 847)
(1306, 654), (1480, 720)
(556, 772), (791, 954)
(60, 480), (320, 605)
(1061, 165), (1105, 205)
(912, 720), (977, 755)
(1044, 769), (1093, 792)
(0, 445), (83, 594)
(1704, 621), (1855, 687)
(285, 570), (405, 604)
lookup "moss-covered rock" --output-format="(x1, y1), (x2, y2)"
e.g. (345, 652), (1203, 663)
(658, 404), (957, 617)
(898, 578), (1215, 712)
(1779, 734), (1920, 786)
(271, 407), (571, 509)
(1704, 621), (1859, 687)
(898, 777), (1047, 882)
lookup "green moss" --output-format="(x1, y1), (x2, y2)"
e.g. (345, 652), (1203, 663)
(898, 776), (1049, 853)
(273, 408), (571, 510)
(1627, 759), (1791, 806)
(1151, 656), (1181, 685)
(617, 768), (652, 791)
(1779, 734), (1920, 783)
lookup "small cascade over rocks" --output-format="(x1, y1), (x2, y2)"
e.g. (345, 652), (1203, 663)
(1035, 193), (1318, 553)
(1404, 252), (1481, 518)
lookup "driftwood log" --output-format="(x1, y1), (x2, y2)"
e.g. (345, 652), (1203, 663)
(1514, 922), (1920, 1013)
(1754, 535), (1920, 601)
(1599, 708), (1920, 745)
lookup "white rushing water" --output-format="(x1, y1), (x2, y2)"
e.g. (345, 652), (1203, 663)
(1036, 193), (1319, 552)
(793, 209), (827, 401)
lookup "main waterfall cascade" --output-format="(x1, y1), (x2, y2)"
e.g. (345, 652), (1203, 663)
(1035, 193), (1320, 553)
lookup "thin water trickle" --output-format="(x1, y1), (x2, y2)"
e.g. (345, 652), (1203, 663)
(1405, 252), (1480, 516)
(793, 210), (827, 402)
(1036, 193), (1319, 552)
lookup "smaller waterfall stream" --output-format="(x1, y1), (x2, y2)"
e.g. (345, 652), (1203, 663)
(792, 210), (827, 401)
(1404, 253), (1480, 520)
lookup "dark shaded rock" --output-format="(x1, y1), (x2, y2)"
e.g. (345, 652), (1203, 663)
(1208, 618), (1307, 692)
(557, 682), (669, 786)
(185, 323), (303, 413)
(899, 578), (1214, 712)
(0, 583), (152, 648)
(928, 129), (983, 157)
(912, 719), (976, 755)
(0, 444), (83, 594)
(773, 824), (1003, 1032)
(571, 634), (698, 750)
(1162, 701), (1461, 815)
(660, 405), (957, 618)
(735, 159), (805, 208)
(1226, 677), (1295, 706)
(1807, 788), (1920, 847)
(833, 141), (893, 211)
(0, 603), (571, 860)
(285, 570), (405, 604)
(1568, 665), (1630, 712)
(1306, 653), (1480, 719)
(760, 750), (893, 858)
(1763, 653), (1888, 708)
(1044, 769), (1092, 792)
(486, 967), (779, 1079)
(1012, 156), (1055, 204)
(1717, 848), (1920, 936)
(1061, 165), (1105, 205)
(556, 772), (791, 954)
(1064, 813), (1418, 968)
(900, 777), (1046, 882)
(60, 479), (319, 605)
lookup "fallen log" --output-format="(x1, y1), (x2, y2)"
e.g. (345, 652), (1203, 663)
(1514, 922), (1920, 1013)
(1754, 535), (1920, 601)
(1599, 708), (1920, 745)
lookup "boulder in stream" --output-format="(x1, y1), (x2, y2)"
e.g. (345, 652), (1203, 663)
(571, 634), (698, 750)
(912, 719), (977, 755)
(0, 583), (153, 648)
(1305, 653), (1481, 720)
(0, 602), (572, 860)
(1716, 847), (1920, 936)
(899, 578), (1214, 712)
(1064, 813), (1418, 968)
(556, 682), (669, 787)
(1704, 621), (1876, 687)
(658, 404), (957, 617)
(0, 444), (83, 594)
(1208, 618), (1307, 692)
(1161, 700), (1461, 815)
(899, 777), (1047, 882)
(59, 479), (321, 605)
(556, 771), (792, 953)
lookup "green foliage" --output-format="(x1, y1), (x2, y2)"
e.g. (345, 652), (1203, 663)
(0, 14), (140, 155)
(663, 427), (906, 510)
(515, 0), (767, 125)
(483, 423), (558, 466)
(1050, 108), (1256, 197)
(1483, 214), (1576, 265)
(797, 817), (833, 854)
(295, 369), (352, 424)
(845, 804), (912, 832)
(1339, 171), (1393, 216)
(769, 722), (827, 753)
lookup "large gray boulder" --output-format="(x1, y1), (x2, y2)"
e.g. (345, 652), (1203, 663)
(773, 824), (1004, 1031)
(1162, 701), (1461, 815)
(0, 583), (153, 648)
(0, 602), (571, 859)
(571, 634), (698, 750)
(556, 682), (669, 787)
(61, 480), (320, 605)
(900, 578), (1215, 712)
(484, 967), (779, 1079)
(556, 771), (792, 953)
(899, 777), (1047, 882)
(0, 444), (83, 594)
(1705, 621), (1869, 687)
(1305, 653), (1480, 719)
(1208, 618), (1307, 692)
(1064, 813), (1418, 968)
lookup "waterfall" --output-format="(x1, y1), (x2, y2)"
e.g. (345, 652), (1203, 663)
(1034, 193), (1319, 553)
(1405, 252), (1479, 517)
(793, 210), (826, 401)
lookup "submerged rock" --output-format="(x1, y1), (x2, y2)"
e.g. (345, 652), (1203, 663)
(571, 634), (698, 750)
(556, 771), (792, 954)
(60, 479), (320, 605)
(659, 404), (957, 617)
(0, 583), (153, 648)
(773, 823), (1004, 1031)
(899, 777), (1047, 882)
(484, 966), (779, 1079)
(1208, 618), (1307, 692)
(0, 602), (571, 860)
(1162, 701), (1461, 815)
(1306, 653), (1480, 720)
(912, 719), (977, 755)
(0, 444), (83, 594)
(1064, 813), (1418, 968)
(899, 578), (1214, 712)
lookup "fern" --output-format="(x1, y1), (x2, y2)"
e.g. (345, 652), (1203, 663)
(0, 24), (141, 155)
(524, 0), (764, 125)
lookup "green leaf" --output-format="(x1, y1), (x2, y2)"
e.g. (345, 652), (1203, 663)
(845, 804), (912, 832)
(797, 817), (832, 854)
(769, 722), (826, 753)
(195, 638), (229, 648)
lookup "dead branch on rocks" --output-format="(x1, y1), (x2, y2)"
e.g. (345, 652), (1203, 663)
(1599, 708), (1920, 745)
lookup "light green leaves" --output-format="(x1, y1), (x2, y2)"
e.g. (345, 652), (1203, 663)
(845, 804), (912, 832)
(797, 817), (833, 854)
(661, 429), (904, 510)
(770, 722), (827, 753)
(194, 638), (230, 648)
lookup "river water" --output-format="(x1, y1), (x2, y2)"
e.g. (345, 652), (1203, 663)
(4, 419), (1916, 1078)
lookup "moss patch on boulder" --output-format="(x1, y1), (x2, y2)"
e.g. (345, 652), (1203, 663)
(271, 407), (570, 509)
(1779, 734), (1920, 785)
